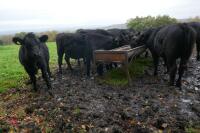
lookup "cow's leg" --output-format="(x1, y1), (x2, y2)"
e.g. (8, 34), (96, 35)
(168, 60), (177, 86)
(105, 63), (112, 70)
(113, 63), (118, 68)
(97, 63), (104, 76)
(163, 55), (168, 74)
(145, 51), (149, 58)
(152, 54), (159, 76)
(77, 59), (81, 66)
(176, 59), (187, 87)
(86, 57), (91, 77)
(28, 73), (37, 91)
(64, 55), (73, 71)
(105, 64), (110, 70)
(41, 67), (52, 90)
(83, 58), (86, 65)
(58, 51), (64, 74)
(196, 42), (200, 61)
(109, 63), (113, 69)
(47, 62), (52, 78)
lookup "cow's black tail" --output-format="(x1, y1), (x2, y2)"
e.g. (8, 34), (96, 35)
(180, 23), (196, 58)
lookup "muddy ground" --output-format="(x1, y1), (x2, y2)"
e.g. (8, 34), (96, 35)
(0, 56), (200, 133)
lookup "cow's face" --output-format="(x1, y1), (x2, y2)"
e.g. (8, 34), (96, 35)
(13, 33), (48, 58)
(130, 32), (144, 48)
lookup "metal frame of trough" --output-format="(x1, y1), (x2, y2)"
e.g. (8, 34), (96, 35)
(93, 45), (146, 86)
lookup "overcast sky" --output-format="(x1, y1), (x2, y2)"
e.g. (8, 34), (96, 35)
(0, 0), (199, 34)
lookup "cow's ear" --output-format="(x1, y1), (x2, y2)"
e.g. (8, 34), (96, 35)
(12, 37), (23, 45)
(39, 35), (48, 43)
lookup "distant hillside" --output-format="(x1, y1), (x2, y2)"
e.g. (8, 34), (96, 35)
(101, 24), (127, 30)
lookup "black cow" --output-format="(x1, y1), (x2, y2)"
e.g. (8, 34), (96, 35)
(13, 33), (52, 92)
(154, 23), (196, 87)
(77, 29), (112, 36)
(56, 29), (137, 76)
(76, 29), (121, 48)
(56, 32), (115, 76)
(56, 33), (86, 73)
(130, 27), (163, 75)
(83, 32), (115, 76)
(77, 29), (136, 71)
(77, 30), (115, 72)
(107, 28), (135, 46)
(78, 28), (136, 46)
(188, 22), (200, 60)
(131, 24), (196, 87)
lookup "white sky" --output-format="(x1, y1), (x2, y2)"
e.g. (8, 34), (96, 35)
(0, 0), (199, 34)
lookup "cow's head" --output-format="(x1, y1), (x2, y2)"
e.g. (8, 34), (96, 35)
(13, 33), (48, 58)
(130, 31), (146, 48)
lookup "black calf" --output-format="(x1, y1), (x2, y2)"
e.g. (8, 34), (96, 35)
(13, 33), (52, 91)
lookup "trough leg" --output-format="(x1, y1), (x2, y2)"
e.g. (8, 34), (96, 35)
(124, 60), (131, 86)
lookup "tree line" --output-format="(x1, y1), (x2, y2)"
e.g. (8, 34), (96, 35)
(0, 31), (59, 45)
(0, 15), (200, 45)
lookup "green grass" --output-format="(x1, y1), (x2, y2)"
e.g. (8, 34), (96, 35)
(101, 57), (152, 86)
(186, 128), (200, 133)
(0, 42), (57, 92)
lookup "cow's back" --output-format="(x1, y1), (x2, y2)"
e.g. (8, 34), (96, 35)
(154, 23), (196, 57)
(84, 32), (114, 50)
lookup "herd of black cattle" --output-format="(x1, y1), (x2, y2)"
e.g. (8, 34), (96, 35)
(12, 22), (200, 93)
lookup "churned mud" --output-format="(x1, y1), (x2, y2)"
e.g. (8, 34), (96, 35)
(0, 56), (200, 133)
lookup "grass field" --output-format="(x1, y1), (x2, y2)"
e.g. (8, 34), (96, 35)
(0, 42), (57, 92)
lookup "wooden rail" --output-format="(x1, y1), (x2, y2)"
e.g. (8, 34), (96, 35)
(94, 45), (146, 86)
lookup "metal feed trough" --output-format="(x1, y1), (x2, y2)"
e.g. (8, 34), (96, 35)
(94, 45), (146, 85)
